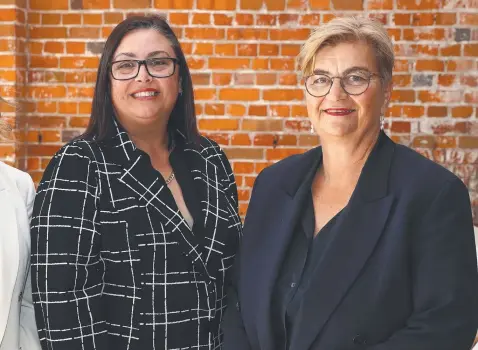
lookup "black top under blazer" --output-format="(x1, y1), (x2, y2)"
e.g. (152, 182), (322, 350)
(30, 120), (242, 350)
(222, 131), (478, 350)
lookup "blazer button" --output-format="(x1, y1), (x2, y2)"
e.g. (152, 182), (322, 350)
(353, 335), (367, 345)
(235, 301), (240, 311)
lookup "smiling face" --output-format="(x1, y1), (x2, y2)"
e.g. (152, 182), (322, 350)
(110, 28), (180, 134)
(305, 40), (391, 140)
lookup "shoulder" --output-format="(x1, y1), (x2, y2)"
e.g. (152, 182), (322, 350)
(186, 136), (237, 189)
(189, 135), (231, 167)
(0, 161), (35, 205)
(264, 150), (312, 175)
(47, 138), (103, 169)
(0, 161), (33, 188)
(256, 147), (317, 185)
(391, 143), (462, 191)
(39, 139), (103, 189)
(387, 143), (471, 219)
(196, 135), (225, 157)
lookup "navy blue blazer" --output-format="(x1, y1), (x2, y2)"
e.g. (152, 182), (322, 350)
(223, 132), (478, 350)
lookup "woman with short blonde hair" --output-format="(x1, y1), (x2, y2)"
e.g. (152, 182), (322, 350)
(0, 96), (41, 350)
(223, 16), (477, 350)
(298, 16), (394, 84)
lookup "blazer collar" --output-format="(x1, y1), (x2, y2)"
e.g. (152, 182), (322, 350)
(282, 130), (394, 202)
(290, 132), (396, 350)
(100, 117), (193, 168)
(0, 162), (9, 191)
(356, 131), (395, 202)
(0, 164), (20, 344)
(282, 146), (322, 198)
(99, 118), (236, 282)
(250, 132), (396, 350)
(107, 118), (138, 164)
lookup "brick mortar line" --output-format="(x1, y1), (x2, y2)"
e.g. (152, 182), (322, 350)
(25, 23), (478, 26)
(22, 39), (478, 42)
(19, 115), (478, 119)
(22, 36), (478, 39)
(19, 82), (478, 88)
(19, 63), (478, 67)
(19, 9), (478, 13)
(23, 26), (478, 30)
(19, 102), (478, 105)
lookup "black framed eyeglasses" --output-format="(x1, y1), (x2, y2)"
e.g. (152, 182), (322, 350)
(305, 72), (381, 97)
(110, 57), (179, 81)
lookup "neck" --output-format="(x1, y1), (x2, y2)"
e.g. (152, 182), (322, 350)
(320, 128), (381, 187)
(129, 128), (169, 159)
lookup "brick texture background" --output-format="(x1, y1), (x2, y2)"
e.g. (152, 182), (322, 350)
(0, 0), (477, 221)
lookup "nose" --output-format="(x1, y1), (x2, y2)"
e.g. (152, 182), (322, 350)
(135, 62), (151, 82)
(326, 77), (347, 101)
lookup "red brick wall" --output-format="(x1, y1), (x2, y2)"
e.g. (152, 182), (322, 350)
(0, 0), (28, 166)
(0, 0), (477, 221)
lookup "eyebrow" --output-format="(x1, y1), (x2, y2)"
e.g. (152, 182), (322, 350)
(114, 50), (172, 60)
(312, 66), (372, 75)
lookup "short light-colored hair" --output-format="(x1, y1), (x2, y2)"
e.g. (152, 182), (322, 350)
(298, 16), (394, 84)
(0, 96), (13, 140)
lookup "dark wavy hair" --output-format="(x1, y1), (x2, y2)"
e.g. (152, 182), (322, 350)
(80, 15), (200, 144)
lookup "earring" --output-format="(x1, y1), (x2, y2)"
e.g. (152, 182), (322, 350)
(178, 86), (183, 95)
(310, 123), (315, 134)
(380, 115), (385, 130)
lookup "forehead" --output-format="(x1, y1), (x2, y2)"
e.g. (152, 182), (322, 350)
(313, 41), (377, 73)
(114, 28), (174, 57)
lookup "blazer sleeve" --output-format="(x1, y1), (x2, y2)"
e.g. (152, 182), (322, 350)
(222, 172), (266, 350)
(222, 253), (252, 350)
(20, 175), (41, 350)
(369, 177), (478, 350)
(20, 269), (41, 350)
(214, 143), (239, 212)
(30, 143), (107, 350)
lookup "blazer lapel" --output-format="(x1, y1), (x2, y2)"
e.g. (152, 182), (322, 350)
(248, 147), (322, 350)
(103, 122), (209, 279)
(0, 167), (20, 344)
(290, 132), (396, 350)
(180, 140), (242, 279)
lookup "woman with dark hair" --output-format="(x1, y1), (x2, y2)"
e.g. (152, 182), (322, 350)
(31, 15), (241, 350)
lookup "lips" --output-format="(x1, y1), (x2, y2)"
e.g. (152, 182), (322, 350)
(323, 108), (356, 116)
(131, 88), (159, 99)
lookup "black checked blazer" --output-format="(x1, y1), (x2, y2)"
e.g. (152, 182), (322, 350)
(30, 122), (242, 350)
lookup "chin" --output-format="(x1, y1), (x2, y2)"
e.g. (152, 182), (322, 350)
(319, 121), (357, 138)
(324, 130), (355, 138)
(132, 109), (160, 119)
(125, 114), (159, 126)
